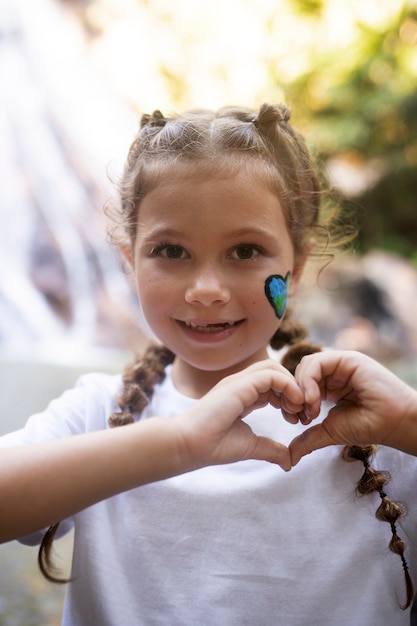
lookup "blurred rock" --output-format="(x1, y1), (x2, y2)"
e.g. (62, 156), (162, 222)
(295, 250), (417, 379)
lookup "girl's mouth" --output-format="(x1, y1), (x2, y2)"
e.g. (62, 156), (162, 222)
(183, 320), (241, 334)
(177, 319), (244, 342)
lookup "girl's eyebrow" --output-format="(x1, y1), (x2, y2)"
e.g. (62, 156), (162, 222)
(229, 227), (274, 237)
(140, 227), (184, 241)
(228, 227), (280, 243)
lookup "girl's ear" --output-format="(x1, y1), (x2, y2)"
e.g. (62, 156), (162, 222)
(120, 244), (134, 268)
(119, 244), (134, 274)
(289, 238), (315, 296)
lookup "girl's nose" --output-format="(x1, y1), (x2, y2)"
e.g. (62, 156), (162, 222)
(184, 267), (231, 306)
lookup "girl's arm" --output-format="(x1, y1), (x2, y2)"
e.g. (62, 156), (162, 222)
(0, 360), (303, 542)
(290, 350), (417, 465)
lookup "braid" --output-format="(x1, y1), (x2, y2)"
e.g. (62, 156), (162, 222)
(276, 314), (414, 610)
(38, 523), (70, 584)
(271, 306), (307, 350)
(109, 344), (175, 427)
(38, 343), (175, 583)
(342, 445), (414, 609)
(271, 306), (322, 375)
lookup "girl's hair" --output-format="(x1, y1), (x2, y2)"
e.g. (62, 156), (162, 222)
(39, 104), (414, 608)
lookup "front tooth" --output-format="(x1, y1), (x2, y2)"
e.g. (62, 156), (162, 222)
(186, 321), (231, 330)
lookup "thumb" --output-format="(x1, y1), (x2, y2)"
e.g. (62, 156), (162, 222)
(251, 436), (292, 471)
(289, 424), (335, 467)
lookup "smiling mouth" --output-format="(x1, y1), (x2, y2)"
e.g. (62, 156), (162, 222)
(181, 320), (243, 333)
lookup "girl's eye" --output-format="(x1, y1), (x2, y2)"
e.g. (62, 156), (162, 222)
(230, 245), (262, 260)
(152, 244), (188, 259)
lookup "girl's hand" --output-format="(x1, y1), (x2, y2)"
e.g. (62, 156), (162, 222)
(289, 350), (417, 465)
(175, 360), (305, 472)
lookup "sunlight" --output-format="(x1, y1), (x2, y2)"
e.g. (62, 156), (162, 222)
(69, 0), (411, 114)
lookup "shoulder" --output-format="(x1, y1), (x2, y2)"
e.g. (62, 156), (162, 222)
(72, 371), (122, 398)
(47, 371), (122, 418)
(50, 372), (125, 433)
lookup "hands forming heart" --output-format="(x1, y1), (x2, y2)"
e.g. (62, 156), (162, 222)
(289, 350), (417, 464)
(179, 350), (417, 472)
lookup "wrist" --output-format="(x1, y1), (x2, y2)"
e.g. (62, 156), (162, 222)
(389, 387), (417, 455)
(169, 412), (206, 473)
(131, 416), (201, 481)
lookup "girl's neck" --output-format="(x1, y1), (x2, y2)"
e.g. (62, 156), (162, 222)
(171, 348), (270, 399)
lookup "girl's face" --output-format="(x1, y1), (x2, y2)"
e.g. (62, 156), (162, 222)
(130, 167), (306, 397)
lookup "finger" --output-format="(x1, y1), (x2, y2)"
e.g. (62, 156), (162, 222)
(289, 424), (335, 466)
(281, 404), (317, 426)
(273, 384), (305, 413)
(268, 392), (304, 417)
(295, 409), (314, 426)
(281, 408), (299, 424)
(295, 363), (323, 417)
(296, 351), (363, 406)
(251, 436), (292, 471)
(240, 370), (304, 412)
(280, 392), (305, 413)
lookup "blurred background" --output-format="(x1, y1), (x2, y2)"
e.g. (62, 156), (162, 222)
(0, 0), (416, 623)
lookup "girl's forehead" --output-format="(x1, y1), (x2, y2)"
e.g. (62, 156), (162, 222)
(137, 167), (290, 237)
(143, 156), (280, 189)
(134, 158), (291, 242)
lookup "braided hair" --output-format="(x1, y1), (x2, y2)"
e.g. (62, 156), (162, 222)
(341, 445), (414, 608)
(39, 104), (414, 608)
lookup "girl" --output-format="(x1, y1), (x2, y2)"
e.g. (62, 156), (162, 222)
(1, 103), (417, 625)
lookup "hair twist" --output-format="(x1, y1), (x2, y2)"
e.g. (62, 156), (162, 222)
(253, 103), (291, 129)
(342, 444), (414, 609)
(140, 109), (167, 129)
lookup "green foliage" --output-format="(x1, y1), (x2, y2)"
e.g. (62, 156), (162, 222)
(280, 2), (417, 258)
(291, 0), (325, 16)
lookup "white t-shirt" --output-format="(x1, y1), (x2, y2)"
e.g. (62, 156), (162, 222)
(2, 367), (417, 626)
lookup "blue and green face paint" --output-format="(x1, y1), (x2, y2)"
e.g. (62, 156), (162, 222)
(264, 272), (291, 319)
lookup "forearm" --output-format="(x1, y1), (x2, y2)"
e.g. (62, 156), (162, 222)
(0, 417), (191, 542)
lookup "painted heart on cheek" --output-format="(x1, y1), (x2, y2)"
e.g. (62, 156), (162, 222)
(264, 272), (291, 319)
